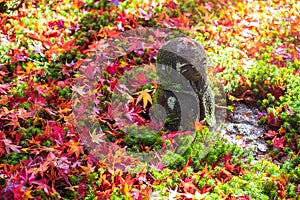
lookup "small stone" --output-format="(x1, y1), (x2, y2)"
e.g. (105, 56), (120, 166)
(257, 142), (268, 152)
(223, 103), (269, 160)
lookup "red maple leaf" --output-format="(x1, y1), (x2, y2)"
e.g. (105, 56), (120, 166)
(12, 183), (24, 200)
(224, 160), (236, 173)
(31, 178), (52, 195)
(106, 62), (121, 76)
(116, 10), (127, 23)
(170, 13), (189, 28)
(201, 184), (214, 194)
(267, 111), (280, 127)
(212, 154), (231, 168)
(179, 177), (200, 194)
(9, 49), (28, 63)
(264, 130), (278, 139)
(1, 163), (20, 177)
(217, 169), (232, 183)
(272, 136), (285, 149)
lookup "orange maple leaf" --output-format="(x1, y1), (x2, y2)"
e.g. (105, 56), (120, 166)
(66, 141), (84, 159)
(224, 160), (236, 173)
(22, 187), (34, 200)
(80, 163), (95, 175)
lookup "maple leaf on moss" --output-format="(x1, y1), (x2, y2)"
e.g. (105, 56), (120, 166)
(272, 136), (285, 150)
(179, 177), (201, 194)
(224, 160), (236, 173)
(217, 169), (232, 183)
(135, 89), (152, 108)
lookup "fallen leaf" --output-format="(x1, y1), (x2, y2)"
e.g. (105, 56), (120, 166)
(272, 136), (285, 150)
(135, 89), (152, 108)
(236, 135), (243, 139)
(22, 187), (34, 200)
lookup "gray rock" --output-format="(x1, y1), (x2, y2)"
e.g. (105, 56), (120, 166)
(222, 103), (271, 159)
(257, 142), (268, 152)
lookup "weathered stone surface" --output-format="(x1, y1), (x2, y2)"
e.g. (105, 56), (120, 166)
(154, 37), (216, 130)
(222, 103), (270, 159)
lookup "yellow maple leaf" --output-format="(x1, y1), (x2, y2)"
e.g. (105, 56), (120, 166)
(236, 135), (244, 139)
(22, 187), (34, 200)
(33, 117), (44, 125)
(26, 62), (35, 74)
(135, 89), (152, 108)
(123, 182), (131, 199)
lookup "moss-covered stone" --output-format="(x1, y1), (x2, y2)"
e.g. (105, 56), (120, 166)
(154, 37), (216, 130)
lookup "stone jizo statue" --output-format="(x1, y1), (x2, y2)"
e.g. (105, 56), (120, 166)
(154, 37), (216, 131)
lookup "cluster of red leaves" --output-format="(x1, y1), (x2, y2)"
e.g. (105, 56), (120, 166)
(163, 155), (249, 200)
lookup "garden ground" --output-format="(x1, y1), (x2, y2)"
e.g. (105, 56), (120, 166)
(0, 0), (299, 199)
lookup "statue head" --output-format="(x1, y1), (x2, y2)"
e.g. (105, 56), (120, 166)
(156, 37), (208, 89)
